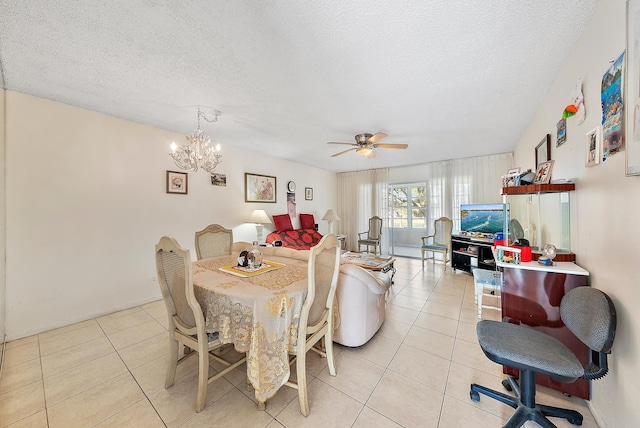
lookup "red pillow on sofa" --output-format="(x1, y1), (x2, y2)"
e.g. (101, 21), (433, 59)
(273, 214), (293, 232)
(299, 214), (315, 230)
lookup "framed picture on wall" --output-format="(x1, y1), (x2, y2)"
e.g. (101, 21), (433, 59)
(586, 126), (601, 167)
(166, 170), (188, 194)
(305, 187), (313, 200)
(535, 134), (551, 169)
(245, 173), (276, 203)
(557, 118), (567, 146)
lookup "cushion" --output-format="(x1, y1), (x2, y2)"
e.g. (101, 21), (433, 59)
(299, 213), (315, 230)
(273, 214), (293, 232)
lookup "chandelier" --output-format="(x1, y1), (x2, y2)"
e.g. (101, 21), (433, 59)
(169, 108), (222, 173)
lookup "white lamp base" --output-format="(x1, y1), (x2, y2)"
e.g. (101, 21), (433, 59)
(327, 221), (335, 235)
(255, 224), (264, 243)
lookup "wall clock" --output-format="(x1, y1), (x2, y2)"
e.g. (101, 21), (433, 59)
(287, 181), (296, 192)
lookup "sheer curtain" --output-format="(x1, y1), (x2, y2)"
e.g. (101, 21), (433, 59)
(337, 168), (389, 253)
(425, 153), (513, 233)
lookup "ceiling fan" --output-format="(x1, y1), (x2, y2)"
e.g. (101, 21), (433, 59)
(328, 132), (408, 158)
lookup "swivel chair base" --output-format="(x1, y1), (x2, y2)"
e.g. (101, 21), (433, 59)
(470, 370), (584, 428)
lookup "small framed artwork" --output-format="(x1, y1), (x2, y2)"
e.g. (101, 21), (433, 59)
(210, 173), (227, 186)
(533, 160), (554, 184)
(507, 167), (520, 175)
(586, 126), (601, 167)
(557, 118), (567, 146)
(245, 173), (276, 203)
(166, 170), (188, 194)
(535, 134), (551, 169)
(305, 187), (313, 200)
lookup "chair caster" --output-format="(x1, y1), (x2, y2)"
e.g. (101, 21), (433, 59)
(568, 416), (583, 426)
(501, 379), (512, 391)
(470, 390), (480, 401)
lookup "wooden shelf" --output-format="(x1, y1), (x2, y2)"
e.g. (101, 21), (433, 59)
(501, 183), (575, 195)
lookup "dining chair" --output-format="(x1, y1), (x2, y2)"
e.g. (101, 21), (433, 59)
(421, 217), (453, 268)
(155, 236), (246, 412)
(194, 224), (233, 260)
(284, 233), (341, 416)
(357, 216), (383, 255)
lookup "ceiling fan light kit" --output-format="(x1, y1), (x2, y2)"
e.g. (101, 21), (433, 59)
(328, 132), (408, 158)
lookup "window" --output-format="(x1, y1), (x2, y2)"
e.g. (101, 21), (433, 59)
(389, 183), (426, 229)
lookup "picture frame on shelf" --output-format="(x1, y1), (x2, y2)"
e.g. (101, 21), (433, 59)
(626, 0), (640, 175)
(245, 173), (276, 203)
(507, 167), (520, 174)
(535, 134), (551, 169)
(305, 187), (313, 200)
(533, 160), (554, 184)
(166, 170), (188, 194)
(586, 126), (601, 167)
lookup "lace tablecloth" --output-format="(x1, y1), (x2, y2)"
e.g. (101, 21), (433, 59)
(192, 254), (309, 403)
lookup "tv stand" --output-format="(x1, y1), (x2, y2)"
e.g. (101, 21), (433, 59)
(451, 234), (495, 273)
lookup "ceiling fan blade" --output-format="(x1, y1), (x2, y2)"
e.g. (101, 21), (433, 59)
(327, 142), (357, 146)
(373, 143), (408, 149)
(367, 132), (388, 144)
(331, 147), (357, 157)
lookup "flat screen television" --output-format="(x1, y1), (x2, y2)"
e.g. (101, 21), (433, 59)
(460, 203), (508, 236)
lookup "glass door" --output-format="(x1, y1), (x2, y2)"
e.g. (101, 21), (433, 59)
(388, 182), (427, 258)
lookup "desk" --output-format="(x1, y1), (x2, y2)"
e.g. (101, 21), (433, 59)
(191, 254), (309, 404)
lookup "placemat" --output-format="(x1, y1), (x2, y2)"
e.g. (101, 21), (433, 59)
(218, 260), (285, 278)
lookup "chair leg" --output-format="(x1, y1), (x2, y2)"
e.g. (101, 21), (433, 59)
(296, 349), (309, 416)
(325, 331), (336, 376)
(195, 340), (209, 413)
(165, 334), (179, 388)
(471, 371), (583, 428)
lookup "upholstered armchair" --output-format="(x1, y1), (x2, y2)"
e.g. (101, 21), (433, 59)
(421, 217), (453, 268)
(357, 216), (383, 255)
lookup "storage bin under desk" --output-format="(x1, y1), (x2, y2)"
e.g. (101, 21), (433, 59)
(497, 260), (590, 399)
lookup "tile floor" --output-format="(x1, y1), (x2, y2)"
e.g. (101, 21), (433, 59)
(0, 257), (599, 427)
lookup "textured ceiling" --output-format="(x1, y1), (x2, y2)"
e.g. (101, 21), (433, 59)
(0, 1), (599, 173)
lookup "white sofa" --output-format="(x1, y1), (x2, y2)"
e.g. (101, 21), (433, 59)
(232, 242), (391, 347)
(333, 264), (391, 347)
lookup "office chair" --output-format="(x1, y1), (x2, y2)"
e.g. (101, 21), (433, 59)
(470, 286), (616, 427)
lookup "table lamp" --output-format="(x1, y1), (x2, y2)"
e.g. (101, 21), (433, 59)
(248, 209), (271, 243)
(322, 209), (340, 234)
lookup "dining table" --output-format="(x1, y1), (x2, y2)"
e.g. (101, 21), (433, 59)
(191, 252), (312, 406)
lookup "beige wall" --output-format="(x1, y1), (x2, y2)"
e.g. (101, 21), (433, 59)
(0, 89), (5, 342)
(513, 1), (639, 426)
(4, 91), (336, 340)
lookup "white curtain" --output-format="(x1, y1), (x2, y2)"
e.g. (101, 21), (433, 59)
(424, 153), (513, 234)
(337, 168), (389, 253)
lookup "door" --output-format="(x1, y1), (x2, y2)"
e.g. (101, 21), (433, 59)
(388, 183), (427, 258)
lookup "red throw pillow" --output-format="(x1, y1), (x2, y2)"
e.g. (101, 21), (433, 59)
(273, 214), (293, 232)
(299, 213), (315, 230)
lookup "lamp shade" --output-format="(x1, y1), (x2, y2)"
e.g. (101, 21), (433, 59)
(248, 209), (271, 224)
(322, 209), (341, 222)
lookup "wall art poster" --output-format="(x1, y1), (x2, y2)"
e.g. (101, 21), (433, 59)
(626, 0), (640, 175)
(601, 51), (625, 161)
(557, 118), (567, 146)
(287, 192), (296, 217)
(210, 173), (227, 186)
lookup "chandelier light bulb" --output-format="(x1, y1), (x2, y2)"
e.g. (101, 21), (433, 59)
(170, 142), (177, 152)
